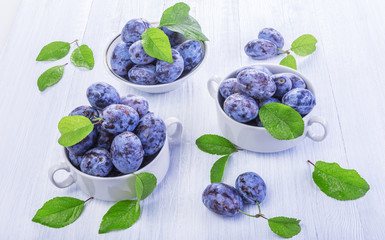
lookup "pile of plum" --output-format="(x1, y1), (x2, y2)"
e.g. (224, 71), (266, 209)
(110, 18), (204, 85)
(66, 82), (166, 177)
(218, 65), (316, 126)
(202, 172), (266, 217)
(244, 28), (284, 60)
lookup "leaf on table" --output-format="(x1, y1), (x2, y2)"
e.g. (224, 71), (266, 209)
(159, 2), (208, 41)
(135, 172), (157, 210)
(70, 44), (94, 70)
(37, 65), (65, 91)
(36, 41), (70, 61)
(142, 28), (173, 63)
(32, 197), (84, 228)
(210, 155), (230, 183)
(280, 55), (297, 70)
(196, 134), (236, 155)
(58, 115), (94, 147)
(312, 161), (370, 200)
(99, 200), (140, 234)
(259, 103), (304, 140)
(268, 217), (301, 239)
(290, 34), (317, 56)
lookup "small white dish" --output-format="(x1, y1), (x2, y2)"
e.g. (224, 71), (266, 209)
(105, 34), (207, 94)
(48, 117), (183, 201)
(207, 64), (327, 153)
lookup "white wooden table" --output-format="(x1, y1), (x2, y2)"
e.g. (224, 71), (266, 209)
(1, 0), (385, 239)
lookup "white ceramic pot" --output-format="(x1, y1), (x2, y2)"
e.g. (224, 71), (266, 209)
(48, 117), (183, 201)
(105, 34), (207, 94)
(207, 64), (327, 153)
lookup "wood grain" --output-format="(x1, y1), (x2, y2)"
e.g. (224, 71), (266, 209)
(0, 0), (384, 239)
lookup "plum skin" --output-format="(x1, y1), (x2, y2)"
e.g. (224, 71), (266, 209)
(156, 49), (184, 83)
(121, 18), (150, 44)
(175, 39), (204, 71)
(120, 94), (149, 118)
(272, 73), (293, 98)
(258, 28), (284, 49)
(129, 40), (155, 65)
(66, 130), (97, 155)
(219, 78), (240, 99)
(235, 172), (267, 204)
(100, 104), (139, 134)
(80, 147), (113, 177)
(86, 82), (120, 111)
(134, 112), (166, 156)
(244, 39), (277, 60)
(110, 132), (144, 174)
(282, 88), (316, 115)
(110, 42), (133, 76)
(223, 93), (259, 123)
(237, 69), (276, 99)
(127, 65), (157, 85)
(202, 183), (244, 217)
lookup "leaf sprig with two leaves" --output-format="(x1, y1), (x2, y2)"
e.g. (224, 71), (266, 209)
(279, 34), (317, 70)
(140, 2), (208, 64)
(36, 40), (94, 92)
(32, 172), (157, 234)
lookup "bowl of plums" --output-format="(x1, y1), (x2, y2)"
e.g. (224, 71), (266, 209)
(105, 18), (207, 93)
(49, 82), (183, 201)
(208, 64), (328, 153)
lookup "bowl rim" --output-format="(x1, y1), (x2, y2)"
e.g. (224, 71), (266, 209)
(215, 63), (316, 132)
(104, 33), (208, 89)
(63, 135), (169, 180)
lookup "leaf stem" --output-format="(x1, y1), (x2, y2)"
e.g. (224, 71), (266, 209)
(307, 160), (315, 167)
(62, 63), (68, 67)
(256, 214), (269, 220)
(70, 39), (79, 44)
(84, 197), (94, 203)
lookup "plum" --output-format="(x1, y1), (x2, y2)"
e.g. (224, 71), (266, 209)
(86, 82), (120, 110)
(66, 130), (97, 155)
(244, 39), (277, 60)
(257, 97), (281, 109)
(285, 73), (306, 89)
(100, 104), (139, 134)
(110, 132), (144, 174)
(80, 148), (113, 177)
(121, 18), (150, 44)
(96, 130), (116, 150)
(219, 78), (240, 99)
(237, 69), (276, 99)
(120, 94), (149, 118)
(156, 49), (184, 83)
(236, 65), (272, 76)
(223, 93), (259, 122)
(175, 39), (203, 71)
(129, 40), (155, 65)
(271, 73), (293, 98)
(110, 42), (133, 76)
(236, 172), (267, 204)
(202, 183), (243, 217)
(160, 27), (184, 47)
(282, 88), (316, 115)
(258, 28), (284, 49)
(127, 65), (157, 85)
(134, 112), (166, 156)
(68, 152), (82, 167)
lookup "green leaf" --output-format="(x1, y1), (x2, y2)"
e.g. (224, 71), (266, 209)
(135, 172), (157, 210)
(312, 161), (370, 200)
(268, 217), (301, 239)
(290, 34), (317, 56)
(210, 155), (230, 183)
(58, 115), (94, 147)
(70, 44), (94, 70)
(36, 41), (70, 61)
(142, 28), (173, 63)
(159, 2), (208, 41)
(259, 103), (304, 140)
(280, 55), (297, 70)
(196, 134), (236, 155)
(99, 200), (140, 234)
(32, 197), (84, 228)
(37, 65), (65, 91)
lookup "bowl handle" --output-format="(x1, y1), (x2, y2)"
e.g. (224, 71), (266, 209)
(48, 162), (75, 188)
(165, 117), (183, 143)
(207, 75), (222, 99)
(306, 116), (328, 142)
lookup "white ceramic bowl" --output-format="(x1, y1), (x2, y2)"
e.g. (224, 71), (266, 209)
(105, 34), (207, 94)
(48, 117), (183, 201)
(207, 64), (327, 153)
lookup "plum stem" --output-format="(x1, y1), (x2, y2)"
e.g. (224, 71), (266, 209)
(92, 117), (103, 125)
(277, 48), (291, 55)
(256, 201), (262, 215)
(238, 209), (256, 218)
(307, 160), (316, 167)
(238, 209), (269, 220)
(256, 214), (269, 220)
(84, 197), (93, 203)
